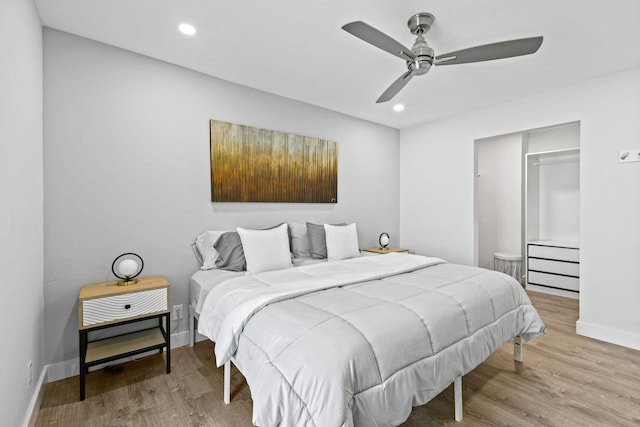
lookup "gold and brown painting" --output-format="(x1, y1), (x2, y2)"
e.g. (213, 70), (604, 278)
(210, 120), (338, 203)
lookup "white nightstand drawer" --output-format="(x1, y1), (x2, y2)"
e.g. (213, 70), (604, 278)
(82, 288), (168, 327)
(528, 258), (579, 277)
(528, 245), (579, 262)
(528, 271), (579, 292)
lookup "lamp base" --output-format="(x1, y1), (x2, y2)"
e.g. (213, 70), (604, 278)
(116, 279), (138, 286)
(379, 246), (390, 251)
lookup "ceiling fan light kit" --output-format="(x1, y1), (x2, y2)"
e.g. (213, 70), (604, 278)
(342, 12), (543, 103)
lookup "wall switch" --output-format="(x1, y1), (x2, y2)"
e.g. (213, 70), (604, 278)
(619, 149), (640, 163)
(27, 360), (33, 388)
(172, 304), (183, 320)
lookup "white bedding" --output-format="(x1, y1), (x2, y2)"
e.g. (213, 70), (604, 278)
(190, 256), (327, 315)
(197, 253), (546, 426)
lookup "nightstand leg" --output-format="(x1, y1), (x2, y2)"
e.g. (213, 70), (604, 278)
(158, 316), (164, 354)
(189, 304), (195, 347)
(79, 330), (87, 401)
(165, 312), (171, 373)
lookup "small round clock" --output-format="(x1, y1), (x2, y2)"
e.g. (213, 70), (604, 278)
(378, 232), (390, 250)
(112, 253), (144, 286)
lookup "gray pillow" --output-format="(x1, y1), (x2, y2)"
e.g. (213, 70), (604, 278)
(214, 232), (246, 271)
(307, 222), (346, 259)
(288, 222), (310, 258)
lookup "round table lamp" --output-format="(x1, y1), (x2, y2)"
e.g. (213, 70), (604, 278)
(379, 232), (390, 250)
(112, 253), (144, 286)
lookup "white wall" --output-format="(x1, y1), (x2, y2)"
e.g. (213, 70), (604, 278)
(400, 67), (640, 350)
(475, 133), (523, 269)
(43, 29), (400, 367)
(0, 0), (44, 425)
(528, 123), (580, 153)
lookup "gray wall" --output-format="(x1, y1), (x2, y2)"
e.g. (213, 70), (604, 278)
(0, 0), (44, 425)
(43, 29), (400, 366)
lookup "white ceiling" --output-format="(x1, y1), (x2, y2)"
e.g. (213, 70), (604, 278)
(35, 0), (640, 129)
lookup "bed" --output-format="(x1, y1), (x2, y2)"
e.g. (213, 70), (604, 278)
(189, 223), (546, 426)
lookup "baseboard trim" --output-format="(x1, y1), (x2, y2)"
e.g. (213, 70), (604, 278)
(171, 329), (190, 348)
(23, 365), (47, 427)
(46, 330), (190, 383)
(576, 319), (640, 351)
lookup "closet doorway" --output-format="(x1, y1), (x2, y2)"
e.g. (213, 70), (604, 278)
(474, 122), (580, 297)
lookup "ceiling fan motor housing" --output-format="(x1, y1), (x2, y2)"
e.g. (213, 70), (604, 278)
(409, 34), (434, 75)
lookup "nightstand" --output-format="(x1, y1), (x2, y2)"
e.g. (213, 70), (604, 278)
(362, 247), (410, 254)
(78, 275), (171, 400)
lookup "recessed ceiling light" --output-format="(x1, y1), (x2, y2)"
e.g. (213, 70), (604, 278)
(393, 103), (405, 112)
(178, 23), (197, 36)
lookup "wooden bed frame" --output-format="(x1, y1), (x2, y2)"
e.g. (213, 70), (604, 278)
(189, 302), (525, 423)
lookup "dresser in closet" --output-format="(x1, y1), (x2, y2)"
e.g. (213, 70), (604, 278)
(527, 241), (579, 294)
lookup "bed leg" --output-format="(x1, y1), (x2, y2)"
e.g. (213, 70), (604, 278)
(189, 304), (195, 347)
(514, 334), (523, 362)
(454, 376), (462, 422)
(224, 361), (231, 404)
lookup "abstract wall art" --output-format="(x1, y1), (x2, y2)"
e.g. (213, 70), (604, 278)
(210, 120), (338, 203)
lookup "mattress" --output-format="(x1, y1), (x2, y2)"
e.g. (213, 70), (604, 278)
(190, 269), (243, 316)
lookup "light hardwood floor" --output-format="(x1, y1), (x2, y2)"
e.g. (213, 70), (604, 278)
(35, 292), (640, 426)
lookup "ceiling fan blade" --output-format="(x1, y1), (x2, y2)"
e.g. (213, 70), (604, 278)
(376, 71), (414, 103)
(342, 21), (415, 62)
(434, 36), (543, 66)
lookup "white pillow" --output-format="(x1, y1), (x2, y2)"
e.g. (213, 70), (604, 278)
(324, 223), (360, 261)
(237, 223), (293, 274)
(194, 230), (228, 270)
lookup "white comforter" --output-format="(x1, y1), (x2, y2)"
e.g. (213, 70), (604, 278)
(198, 253), (545, 427)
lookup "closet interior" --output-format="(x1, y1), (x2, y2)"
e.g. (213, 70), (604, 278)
(475, 122), (580, 299)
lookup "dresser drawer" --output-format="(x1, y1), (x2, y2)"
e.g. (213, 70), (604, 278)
(528, 245), (579, 262)
(528, 271), (579, 292)
(82, 288), (168, 327)
(528, 258), (579, 277)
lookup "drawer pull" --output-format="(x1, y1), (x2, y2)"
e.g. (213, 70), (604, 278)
(124, 304), (131, 310)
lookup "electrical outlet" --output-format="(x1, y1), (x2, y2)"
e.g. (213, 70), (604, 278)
(27, 360), (33, 388)
(172, 304), (183, 320)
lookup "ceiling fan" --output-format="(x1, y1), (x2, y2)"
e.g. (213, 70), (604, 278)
(342, 13), (543, 103)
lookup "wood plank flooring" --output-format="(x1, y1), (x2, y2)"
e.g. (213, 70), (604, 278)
(35, 291), (640, 426)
